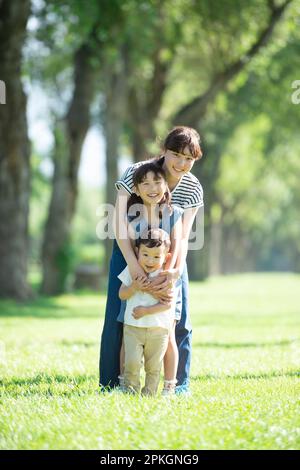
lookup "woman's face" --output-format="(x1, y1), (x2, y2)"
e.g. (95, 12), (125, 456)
(163, 146), (195, 180)
(134, 171), (167, 205)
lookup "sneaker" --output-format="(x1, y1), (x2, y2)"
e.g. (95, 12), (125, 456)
(121, 385), (138, 395)
(175, 380), (191, 396)
(162, 379), (177, 396)
(98, 382), (120, 394)
(162, 387), (175, 396)
(118, 375), (126, 392)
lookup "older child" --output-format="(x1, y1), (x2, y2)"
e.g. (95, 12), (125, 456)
(119, 229), (178, 395)
(118, 162), (183, 395)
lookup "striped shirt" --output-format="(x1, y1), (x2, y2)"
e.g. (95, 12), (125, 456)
(115, 158), (204, 210)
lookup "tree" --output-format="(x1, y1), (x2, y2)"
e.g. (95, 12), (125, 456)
(40, 26), (101, 294)
(0, 0), (32, 299)
(100, 0), (293, 279)
(169, 0), (294, 279)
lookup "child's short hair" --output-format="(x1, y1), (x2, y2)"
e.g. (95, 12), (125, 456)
(136, 228), (171, 251)
(163, 126), (203, 159)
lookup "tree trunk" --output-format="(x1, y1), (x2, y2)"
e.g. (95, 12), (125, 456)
(127, 40), (171, 162)
(186, 150), (219, 280)
(209, 217), (223, 276)
(171, 0), (291, 280)
(187, 219), (210, 281)
(103, 56), (127, 274)
(131, 122), (152, 163)
(0, 0), (32, 300)
(128, 88), (156, 162)
(41, 43), (98, 295)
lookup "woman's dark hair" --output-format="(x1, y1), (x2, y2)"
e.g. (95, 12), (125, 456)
(163, 126), (202, 159)
(136, 228), (171, 251)
(127, 162), (172, 218)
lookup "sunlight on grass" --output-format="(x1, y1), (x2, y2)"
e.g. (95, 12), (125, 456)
(0, 273), (299, 450)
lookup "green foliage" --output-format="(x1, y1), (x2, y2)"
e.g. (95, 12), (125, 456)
(29, 172), (104, 289)
(25, 0), (300, 279)
(190, 2), (300, 273)
(72, 185), (103, 246)
(29, 150), (51, 262)
(55, 237), (77, 292)
(0, 274), (299, 449)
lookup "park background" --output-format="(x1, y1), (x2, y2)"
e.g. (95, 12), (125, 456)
(0, 0), (299, 450)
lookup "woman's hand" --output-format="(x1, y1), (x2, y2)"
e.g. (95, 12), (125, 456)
(159, 268), (181, 283)
(142, 282), (175, 305)
(128, 263), (148, 283)
(147, 268), (180, 293)
(132, 276), (151, 291)
(151, 287), (175, 305)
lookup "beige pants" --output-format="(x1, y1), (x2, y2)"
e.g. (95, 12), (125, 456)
(123, 324), (169, 395)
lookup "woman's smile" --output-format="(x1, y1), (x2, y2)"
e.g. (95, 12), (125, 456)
(173, 167), (185, 174)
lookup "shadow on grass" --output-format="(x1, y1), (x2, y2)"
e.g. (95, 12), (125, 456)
(60, 340), (97, 348)
(0, 373), (98, 397)
(2, 369), (299, 400)
(193, 338), (300, 349)
(191, 370), (300, 381)
(0, 296), (103, 319)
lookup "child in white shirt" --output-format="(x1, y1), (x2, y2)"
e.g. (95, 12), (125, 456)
(118, 228), (177, 395)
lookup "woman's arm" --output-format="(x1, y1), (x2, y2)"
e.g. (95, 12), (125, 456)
(139, 219), (182, 302)
(147, 207), (200, 295)
(164, 217), (182, 271)
(113, 189), (147, 280)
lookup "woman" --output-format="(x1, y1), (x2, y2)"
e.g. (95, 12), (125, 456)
(99, 126), (204, 394)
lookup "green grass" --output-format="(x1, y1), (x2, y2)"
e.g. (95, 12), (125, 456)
(0, 273), (299, 450)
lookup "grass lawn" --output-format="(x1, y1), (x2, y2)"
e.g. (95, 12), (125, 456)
(0, 273), (299, 450)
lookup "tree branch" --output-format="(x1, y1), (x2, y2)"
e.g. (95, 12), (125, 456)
(172, 0), (293, 126)
(146, 46), (170, 120)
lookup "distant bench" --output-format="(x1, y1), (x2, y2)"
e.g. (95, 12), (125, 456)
(74, 264), (102, 290)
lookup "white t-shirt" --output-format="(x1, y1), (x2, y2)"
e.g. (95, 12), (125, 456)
(118, 266), (175, 330)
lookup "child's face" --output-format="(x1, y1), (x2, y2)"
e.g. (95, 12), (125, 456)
(163, 146), (195, 179)
(137, 244), (168, 274)
(134, 171), (167, 206)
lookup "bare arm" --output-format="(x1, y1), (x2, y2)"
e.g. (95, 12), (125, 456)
(119, 283), (136, 301)
(132, 302), (172, 319)
(146, 207), (200, 297)
(144, 217), (182, 300)
(113, 189), (146, 280)
(164, 216), (182, 271)
(119, 276), (150, 301)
